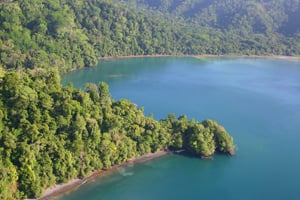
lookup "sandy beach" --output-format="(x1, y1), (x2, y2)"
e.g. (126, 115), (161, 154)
(65, 54), (300, 74)
(38, 150), (169, 200)
(98, 54), (300, 61)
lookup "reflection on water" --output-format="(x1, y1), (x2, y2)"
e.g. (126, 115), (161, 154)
(61, 57), (300, 200)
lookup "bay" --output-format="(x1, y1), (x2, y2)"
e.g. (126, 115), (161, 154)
(61, 57), (300, 200)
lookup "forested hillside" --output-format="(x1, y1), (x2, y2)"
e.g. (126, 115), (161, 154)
(1, 0), (300, 73)
(120, 0), (300, 54)
(0, 0), (298, 199)
(123, 0), (300, 36)
(0, 69), (235, 199)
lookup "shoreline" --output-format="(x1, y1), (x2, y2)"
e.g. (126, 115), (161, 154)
(38, 150), (169, 200)
(65, 54), (300, 74)
(98, 54), (175, 60)
(194, 54), (300, 60)
(98, 54), (300, 61)
(37, 53), (287, 199)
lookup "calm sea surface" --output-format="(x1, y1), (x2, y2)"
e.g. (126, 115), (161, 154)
(61, 57), (300, 200)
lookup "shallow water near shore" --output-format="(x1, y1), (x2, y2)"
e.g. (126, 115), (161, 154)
(61, 57), (300, 200)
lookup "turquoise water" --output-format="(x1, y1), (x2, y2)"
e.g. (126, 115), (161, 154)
(61, 57), (300, 200)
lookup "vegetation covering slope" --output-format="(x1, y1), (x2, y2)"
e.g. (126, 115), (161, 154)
(0, 69), (235, 199)
(0, 0), (218, 73)
(5, 0), (299, 199)
(121, 0), (300, 54)
(1, 0), (300, 74)
(123, 0), (300, 36)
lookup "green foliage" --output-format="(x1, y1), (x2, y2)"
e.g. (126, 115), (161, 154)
(0, 0), (246, 198)
(187, 124), (216, 157)
(203, 120), (236, 155)
(160, 115), (235, 158)
(120, 0), (300, 55)
(0, 158), (19, 200)
(0, 70), (235, 198)
(1, 0), (299, 74)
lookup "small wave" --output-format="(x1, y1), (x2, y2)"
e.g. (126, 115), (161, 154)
(108, 74), (123, 78)
(117, 168), (134, 176)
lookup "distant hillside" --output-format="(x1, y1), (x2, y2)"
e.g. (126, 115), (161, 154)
(1, 0), (300, 73)
(123, 0), (300, 37)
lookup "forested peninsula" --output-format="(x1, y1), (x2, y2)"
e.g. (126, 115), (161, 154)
(1, 0), (299, 199)
(0, 69), (235, 199)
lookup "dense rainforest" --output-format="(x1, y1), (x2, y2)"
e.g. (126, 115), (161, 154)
(0, 69), (235, 199)
(1, 0), (300, 73)
(2, 0), (299, 199)
(121, 0), (300, 37)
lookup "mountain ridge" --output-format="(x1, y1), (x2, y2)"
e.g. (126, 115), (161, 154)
(1, 0), (300, 73)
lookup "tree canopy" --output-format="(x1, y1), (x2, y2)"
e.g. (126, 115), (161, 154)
(0, 69), (235, 199)
(9, 0), (300, 198)
(1, 0), (300, 74)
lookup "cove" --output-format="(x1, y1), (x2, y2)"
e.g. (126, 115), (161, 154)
(61, 57), (300, 200)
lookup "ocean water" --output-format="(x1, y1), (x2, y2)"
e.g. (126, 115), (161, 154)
(61, 57), (300, 200)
